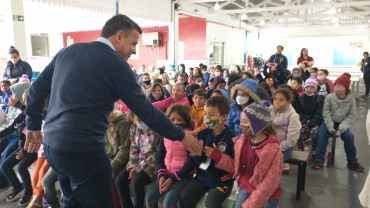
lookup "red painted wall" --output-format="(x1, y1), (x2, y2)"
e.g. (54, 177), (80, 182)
(61, 16), (206, 68)
(179, 16), (206, 60)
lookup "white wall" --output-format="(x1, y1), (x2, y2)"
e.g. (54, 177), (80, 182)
(206, 22), (246, 67)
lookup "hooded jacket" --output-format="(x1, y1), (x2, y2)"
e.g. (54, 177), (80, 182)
(270, 105), (301, 151)
(3, 59), (33, 81)
(190, 105), (206, 134)
(268, 53), (288, 70)
(213, 134), (283, 208)
(1, 91), (12, 114)
(193, 127), (236, 188)
(299, 94), (324, 128)
(105, 112), (131, 172)
(361, 58), (370, 74)
(227, 79), (261, 135)
(263, 65), (284, 86)
(227, 79), (271, 103)
(206, 77), (226, 98)
(323, 93), (356, 134)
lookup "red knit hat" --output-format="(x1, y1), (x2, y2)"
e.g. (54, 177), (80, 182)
(334, 73), (351, 89)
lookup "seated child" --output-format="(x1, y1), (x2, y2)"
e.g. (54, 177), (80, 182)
(0, 80), (12, 113)
(310, 67), (318, 78)
(211, 89), (228, 98)
(228, 79), (260, 135)
(146, 104), (196, 208)
(210, 101), (283, 208)
(153, 83), (190, 111)
(265, 75), (279, 92)
(297, 77), (323, 154)
(263, 63), (285, 85)
(186, 84), (201, 106)
(290, 76), (304, 96)
(253, 67), (264, 83)
(259, 82), (272, 100)
(106, 110), (131, 208)
(206, 78), (214, 92)
(317, 69), (334, 98)
(179, 96), (236, 208)
(141, 73), (153, 97)
(115, 111), (160, 208)
(190, 90), (207, 134)
(312, 73), (364, 171)
(278, 84), (302, 115)
(270, 88), (301, 172)
(148, 83), (166, 103)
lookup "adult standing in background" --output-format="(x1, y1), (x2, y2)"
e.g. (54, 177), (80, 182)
(25, 14), (202, 208)
(175, 63), (188, 84)
(297, 48), (315, 78)
(269, 45), (288, 70)
(3, 46), (33, 84)
(361, 52), (370, 99)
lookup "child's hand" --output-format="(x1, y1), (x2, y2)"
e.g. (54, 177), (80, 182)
(128, 169), (136, 179)
(15, 151), (25, 160)
(191, 130), (197, 136)
(204, 143), (217, 157)
(161, 178), (173, 193)
(159, 176), (166, 194)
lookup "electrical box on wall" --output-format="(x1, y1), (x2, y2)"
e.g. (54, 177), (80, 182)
(142, 32), (163, 46)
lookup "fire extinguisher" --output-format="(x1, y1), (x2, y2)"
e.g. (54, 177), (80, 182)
(247, 55), (253, 67)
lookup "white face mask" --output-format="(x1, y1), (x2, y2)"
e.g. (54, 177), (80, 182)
(215, 72), (221, 76)
(305, 92), (315, 96)
(236, 96), (249, 105)
(197, 82), (203, 86)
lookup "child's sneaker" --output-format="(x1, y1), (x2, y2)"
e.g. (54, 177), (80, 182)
(6, 185), (24, 202)
(347, 163), (365, 172)
(282, 163), (290, 172)
(18, 191), (33, 206)
(311, 161), (324, 170)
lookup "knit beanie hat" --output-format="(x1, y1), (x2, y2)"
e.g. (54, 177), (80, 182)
(304, 76), (318, 92)
(10, 82), (30, 102)
(334, 73), (351, 90)
(242, 100), (272, 135)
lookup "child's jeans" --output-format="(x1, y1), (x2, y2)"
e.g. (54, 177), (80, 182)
(42, 167), (62, 208)
(115, 168), (152, 208)
(179, 177), (232, 208)
(233, 188), (278, 208)
(0, 148), (37, 193)
(297, 126), (319, 151)
(146, 175), (192, 208)
(282, 147), (293, 162)
(315, 122), (358, 164)
(112, 167), (124, 208)
(32, 157), (50, 197)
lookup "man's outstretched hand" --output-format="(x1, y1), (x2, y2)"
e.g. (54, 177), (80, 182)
(181, 131), (203, 157)
(25, 131), (43, 153)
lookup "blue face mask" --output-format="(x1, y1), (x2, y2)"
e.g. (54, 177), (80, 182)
(137, 123), (149, 130)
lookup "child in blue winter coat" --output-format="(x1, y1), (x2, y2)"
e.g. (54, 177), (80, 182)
(1, 80), (12, 114)
(227, 78), (261, 135)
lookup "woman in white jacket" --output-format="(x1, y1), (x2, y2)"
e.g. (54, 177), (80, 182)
(359, 108), (370, 207)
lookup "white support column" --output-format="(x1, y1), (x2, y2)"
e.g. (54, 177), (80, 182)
(5, 0), (29, 61)
(168, 2), (179, 71)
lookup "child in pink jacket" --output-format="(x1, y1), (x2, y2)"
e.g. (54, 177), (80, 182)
(153, 83), (190, 111)
(206, 101), (283, 208)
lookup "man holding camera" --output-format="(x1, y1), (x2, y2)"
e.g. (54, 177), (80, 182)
(268, 45), (288, 70)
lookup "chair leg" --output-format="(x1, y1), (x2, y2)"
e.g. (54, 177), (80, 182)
(331, 136), (336, 164)
(302, 163), (307, 191)
(296, 163), (303, 200)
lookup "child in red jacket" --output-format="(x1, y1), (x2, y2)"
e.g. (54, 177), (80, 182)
(206, 101), (283, 208)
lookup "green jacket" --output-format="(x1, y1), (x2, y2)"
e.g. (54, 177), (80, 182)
(105, 113), (130, 172)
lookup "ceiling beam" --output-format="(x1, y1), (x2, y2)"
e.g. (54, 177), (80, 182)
(211, 1), (370, 14)
(244, 11), (370, 20)
(255, 19), (369, 26)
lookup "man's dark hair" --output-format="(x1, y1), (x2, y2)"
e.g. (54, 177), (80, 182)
(200, 65), (208, 70)
(101, 14), (142, 38)
(193, 75), (202, 81)
(205, 96), (231, 116)
(193, 89), (207, 98)
(277, 45), (284, 51)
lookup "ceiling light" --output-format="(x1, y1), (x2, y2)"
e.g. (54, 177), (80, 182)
(241, 13), (247, 20)
(259, 20), (265, 25)
(337, 8), (341, 13)
(328, 8), (336, 15)
(334, 22), (339, 28)
(332, 16), (338, 23)
(214, 1), (220, 10)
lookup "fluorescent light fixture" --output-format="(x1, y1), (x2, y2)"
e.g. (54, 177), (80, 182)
(214, 1), (220, 10)
(332, 16), (338, 23)
(259, 20), (265, 25)
(241, 13), (247, 20)
(328, 8), (336, 15)
(337, 8), (341, 13)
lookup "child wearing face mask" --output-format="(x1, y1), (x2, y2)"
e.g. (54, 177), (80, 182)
(192, 75), (204, 90)
(271, 88), (301, 172)
(312, 73), (364, 172)
(228, 79), (261, 135)
(278, 84), (302, 116)
(296, 77), (324, 154)
(290, 76), (304, 96)
(253, 67), (264, 83)
(115, 111), (160, 208)
(201, 65), (210, 88)
(310, 67), (318, 78)
(146, 104), (196, 208)
(214, 65), (223, 78)
(153, 83), (190, 111)
(317, 69), (334, 98)
(179, 96), (236, 208)
(148, 83), (166, 103)
(212, 101), (283, 208)
(141, 73), (153, 97)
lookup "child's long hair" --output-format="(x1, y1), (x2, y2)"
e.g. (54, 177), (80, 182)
(279, 84), (299, 98)
(165, 104), (195, 130)
(259, 82), (272, 98)
(148, 83), (166, 103)
(262, 124), (277, 137)
(273, 88), (293, 102)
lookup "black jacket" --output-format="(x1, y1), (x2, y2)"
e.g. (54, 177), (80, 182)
(263, 65), (285, 86)
(3, 60), (33, 80)
(361, 58), (370, 74)
(299, 94), (324, 128)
